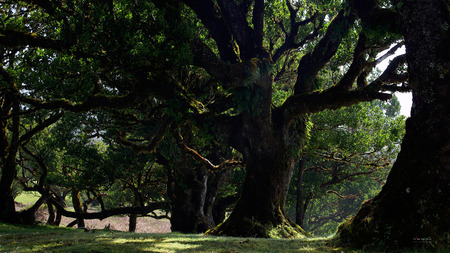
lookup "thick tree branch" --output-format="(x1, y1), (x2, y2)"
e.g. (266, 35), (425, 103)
(335, 33), (369, 90)
(191, 39), (263, 89)
(217, 0), (255, 59)
(278, 85), (391, 128)
(190, 39), (244, 88)
(295, 10), (356, 94)
(20, 87), (150, 112)
(238, 0), (253, 16)
(372, 43), (404, 66)
(49, 197), (168, 220)
(279, 53), (408, 126)
(182, 0), (238, 62)
(117, 117), (173, 154)
(0, 29), (64, 50)
(349, 0), (400, 34)
(380, 81), (410, 93)
(252, 0), (265, 50)
(273, 5), (321, 62)
(19, 112), (63, 145)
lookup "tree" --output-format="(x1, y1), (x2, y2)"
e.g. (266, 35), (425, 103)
(0, 68), (61, 223)
(1, 0), (408, 237)
(337, 0), (450, 249)
(183, 1), (406, 237)
(0, 0), (185, 223)
(291, 98), (405, 234)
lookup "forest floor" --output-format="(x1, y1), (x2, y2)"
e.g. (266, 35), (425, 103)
(0, 222), (352, 252)
(5, 194), (441, 252)
(1, 222), (442, 253)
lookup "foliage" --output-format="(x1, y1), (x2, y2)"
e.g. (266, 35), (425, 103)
(286, 96), (406, 236)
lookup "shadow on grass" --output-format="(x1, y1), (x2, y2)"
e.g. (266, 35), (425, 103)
(59, 235), (338, 252)
(0, 223), (344, 252)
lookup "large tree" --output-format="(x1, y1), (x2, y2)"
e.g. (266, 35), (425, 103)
(1, 0), (409, 237)
(337, 0), (449, 249)
(180, 0), (406, 237)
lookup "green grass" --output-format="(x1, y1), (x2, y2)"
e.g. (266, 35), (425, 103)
(0, 223), (444, 252)
(0, 223), (354, 252)
(14, 192), (42, 205)
(15, 191), (73, 208)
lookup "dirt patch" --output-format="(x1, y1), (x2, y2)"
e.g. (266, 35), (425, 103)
(17, 203), (171, 234)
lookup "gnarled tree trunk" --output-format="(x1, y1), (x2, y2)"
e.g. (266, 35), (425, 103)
(206, 68), (308, 238)
(0, 91), (20, 223)
(170, 157), (233, 233)
(207, 145), (306, 238)
(71, 188), (85, 228)
(337, 0), (450, 249)
(170, 163), (212, 233)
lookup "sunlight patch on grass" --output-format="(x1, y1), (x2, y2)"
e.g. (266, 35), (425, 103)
(151, 242), (201, 252)
(14, 192), (41, 205)
(0, 222), (370, 252)
(111, 237), (157, 244)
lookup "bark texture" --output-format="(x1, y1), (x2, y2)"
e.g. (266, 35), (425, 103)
(205, 64), (308, 238)
(169, 148), (233, 233)
(337, 0), (450, 249)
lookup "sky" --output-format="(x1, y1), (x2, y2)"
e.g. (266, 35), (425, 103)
(396, 92), (412, 117)
(376, 46), (412, 117)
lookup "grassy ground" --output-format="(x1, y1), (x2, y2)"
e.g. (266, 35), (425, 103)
(14, 192), (42, 205)
(2, 223), (444, 253)
(0, 222), (355, 253)
(7, 194), (444, 252)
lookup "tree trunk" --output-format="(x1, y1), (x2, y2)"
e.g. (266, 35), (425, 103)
(207, 147), (306, 238)
(337, 0), (450, 249)
(295, 159), (306, 226)
(205, 167), (233, 226)
(170, 162), (212, 233)
(71, 188), (85, 228)
(206, 65), (308, 238)
(0, 159), (18, 223)
(129, 213), (137, 232)
(47, 203), (56, 225)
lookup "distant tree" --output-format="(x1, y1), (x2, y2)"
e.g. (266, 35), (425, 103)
(290, 97), (405, 235)
(0, 0), (187, 223)
(0, 72), (61, 223)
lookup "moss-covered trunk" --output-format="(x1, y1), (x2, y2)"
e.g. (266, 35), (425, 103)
(206, 66), (307, 238)
(207, 147), (306, 238)
(337, 0), (449, 249)
(71, 188), (85, 228)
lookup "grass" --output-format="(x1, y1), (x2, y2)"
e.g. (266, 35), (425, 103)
(8, 195), (446, 252)
(1, 223), (445, 252)
(0, 222), (356, 252)
(14, 192), (42, 206)
(15, 192), (74, 208)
